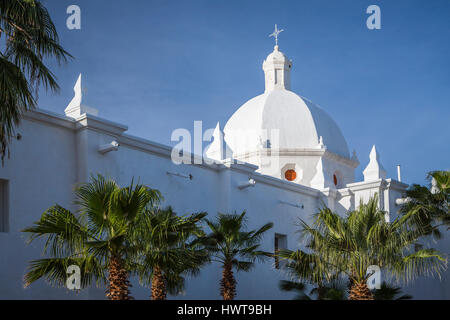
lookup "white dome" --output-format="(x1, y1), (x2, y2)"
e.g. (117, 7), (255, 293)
(223, 89), (350, 158)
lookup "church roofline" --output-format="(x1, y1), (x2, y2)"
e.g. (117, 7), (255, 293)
(75, 113), (128, 136)
(21, 108), (325, 198)
(24, 108), (76, 130)
(345, 178), (408, 192)
(24, 108), (128, 136)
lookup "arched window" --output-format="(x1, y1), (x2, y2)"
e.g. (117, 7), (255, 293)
(333, 174), (338, 186)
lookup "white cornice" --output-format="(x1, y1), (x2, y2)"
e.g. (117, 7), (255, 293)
(251, 173), (321, 197)
(233, 148), (359, 168)
(385, 178), (409, 191)
(118, 133), (223, 172)
(23, 109), (129, 137)
(23, 109), (75, 130)
(233, 148), (325, 159)
(74, 113), (128, 136)
(336, 187), (354, 198)
(318, 187), (338, 199)
(323, 150), (360, 168)
(220, 158), (259, 174)
(346, 179), (388, 191)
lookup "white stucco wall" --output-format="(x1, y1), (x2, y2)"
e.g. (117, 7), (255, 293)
(0, 113), (89, 299)
(0, 109), (446, 300)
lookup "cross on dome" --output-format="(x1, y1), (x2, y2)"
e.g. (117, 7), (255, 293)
(263, 26), (292, 92)
(269, 24), (284, 46)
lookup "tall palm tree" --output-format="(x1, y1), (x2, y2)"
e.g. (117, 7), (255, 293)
(279, 279), (411, 300)
(133, 206), (209, 300)
(400, 170), (450, 239)
(204, 211), (273, 300)
(279, 280), (346, 300)
(22, 174), (161, 300)
(279, 195), (446, 300)
(0, 0), (71, 161)
(278, 248), (344, 300)
(373, 282), (412, 300)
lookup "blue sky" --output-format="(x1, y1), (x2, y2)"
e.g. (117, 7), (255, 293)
(38, 0), (449, 185)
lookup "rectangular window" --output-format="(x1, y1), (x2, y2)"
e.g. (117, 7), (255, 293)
(0, 179), (9, 233)
(274, 233), (287, 269)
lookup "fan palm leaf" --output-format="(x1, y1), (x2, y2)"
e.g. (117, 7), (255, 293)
(22, 174), (162, 300)
(133, 206), (209, 300)
(203, 211), (273, 300)
(278, 195), (446, 300)
(400, 170), (450, 238)
(0, 0), (72, 161)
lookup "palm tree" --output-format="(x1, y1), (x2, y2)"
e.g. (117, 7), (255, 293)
(400, 170), (450, 239)
(278, 243), (343, 300)
(373, 282), (412, 300)
(279, 279), (411, 300)
(22, 174), (161, 300)
(204, 211), (273, 300)
(0, 0), (71, 161)
(279, 280), (346, 300)
(133, 206), (209, 300)
(279, 280), (311, 300)
(279, 195), (446, 300)
(278, 248), (345, 300)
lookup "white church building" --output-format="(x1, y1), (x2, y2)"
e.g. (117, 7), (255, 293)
(0, 38), (448, 299)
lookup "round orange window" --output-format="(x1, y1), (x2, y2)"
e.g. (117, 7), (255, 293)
(285, 169), (296, 181)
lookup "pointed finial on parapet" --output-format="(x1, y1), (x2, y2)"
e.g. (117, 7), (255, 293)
(64, 74), (98, 119)
(74, 74), (82, 98)
(67, 74), (82, 109)
(369, 145), (379, 160)
(204, 122), (225, 161)
(363, 145), (387, 181)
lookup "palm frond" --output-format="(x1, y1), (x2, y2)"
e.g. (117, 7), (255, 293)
(0, 0), (72, 161)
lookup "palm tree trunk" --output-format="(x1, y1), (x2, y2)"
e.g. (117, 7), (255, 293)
(221, 262), (236, 300)
(106, 255), (133, 300)
(151, 265), (167, 300)
(348, 281), (374, 300)
(317, 285), (325, 300)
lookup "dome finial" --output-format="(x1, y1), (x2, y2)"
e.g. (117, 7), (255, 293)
(262, 30), (292, 92)
(269, 24), (284, 47)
